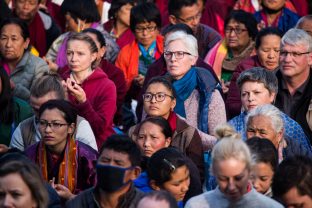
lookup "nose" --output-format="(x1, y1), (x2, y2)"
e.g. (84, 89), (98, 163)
(44, 124), (53, 133)
(248, 93), (254, 102)
(227, 179), (236, 191)
(268, 50), (274, 58)
(5, 38), (12, 47)
(3, 194), (13, 207)
(253, 179), (260, 190)
(143, 138), (150, 148)
(181, 181), (189, 192)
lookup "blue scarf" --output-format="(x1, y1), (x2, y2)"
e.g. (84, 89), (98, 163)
(173, 67), (218, 133)
(173, 68), (197, 118)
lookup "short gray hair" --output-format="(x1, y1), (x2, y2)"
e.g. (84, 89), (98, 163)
(237, 67), (278, 94)
(246, 104), (284, 133)
(281, 28), (312, 52)
(164, 31), (198, 57)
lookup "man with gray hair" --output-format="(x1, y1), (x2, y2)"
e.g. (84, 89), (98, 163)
(275, 28), (312, 145)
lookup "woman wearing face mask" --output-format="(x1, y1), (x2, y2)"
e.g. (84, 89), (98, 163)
(147, 147), (192, 208)
(246, 137), (278, 197)
(226, 27), (282, 119)
(185, 125), (283, 208)
(228, 67), (311, 154)
(45, 0), (119, 69)
(25, 99), (98, 201)
(60, 32), (117, 148)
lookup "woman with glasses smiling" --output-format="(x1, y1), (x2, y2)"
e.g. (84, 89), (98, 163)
(25, 99), (98, 202)
(205, 10), (258, 94)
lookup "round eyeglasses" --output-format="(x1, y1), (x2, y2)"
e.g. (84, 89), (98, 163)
(143, 92), (174, 102)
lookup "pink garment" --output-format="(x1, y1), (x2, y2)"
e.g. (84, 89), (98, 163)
(60, 67), (116, 148)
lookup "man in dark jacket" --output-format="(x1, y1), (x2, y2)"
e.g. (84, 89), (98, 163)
(275, 28), (312, 145)
(66, 135), (144, 208)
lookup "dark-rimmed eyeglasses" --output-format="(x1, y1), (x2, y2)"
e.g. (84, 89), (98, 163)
(224, 27), (248, 35)
(143, 92), (174, 102)
(39, 120), (69, 130)
(164, 51), (192, 60)
(135, 26), (157, 33)
(176, 12), (202, 23)
(279, 51), (311, 58)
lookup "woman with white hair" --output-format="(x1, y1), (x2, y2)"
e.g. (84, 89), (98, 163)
(246, 104), (312, 159)
(185, 124), (283, 208)
(228, 67), (311, 155)
(164, 31), (226, 150)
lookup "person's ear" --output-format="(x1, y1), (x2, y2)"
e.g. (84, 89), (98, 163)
(269, 92), (277, 104)
(130, 166), (141, 180)
(67, 123), (76, 135)
(91, 52), (97, 63)
(169, 15), (178, 25)
(170, 98), (176, 111)
(149, 180), (161, 191)
(99, 46), (106, 59)
(165, 137), (171, 147)
(24, 38), (30, 50)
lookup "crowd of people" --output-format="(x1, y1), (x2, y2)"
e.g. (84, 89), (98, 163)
(0, 0), (312, 207)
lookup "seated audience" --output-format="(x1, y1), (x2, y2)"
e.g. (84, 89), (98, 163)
(0, 155), (49, 207)
(66, 135), (144, 208)
(185, 125), (283, 208)
(10, 72), (97, 151)
(272, 156), (312, 207)
(205, 10), (258, 87)
(137, 190), (178, 208)
(0, 18), (49, 101)
(229, 67), (311, 152)
(148, 147), (192, 208)
(13, 0), (61, 56)
(246, 137), (279, 197)
(60, 33), (116, 148)
(0, 67), (32, 149)
(226, 27), (282, 118)
(25, 99), (98, 200)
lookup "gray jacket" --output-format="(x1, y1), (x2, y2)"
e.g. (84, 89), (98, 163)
(9, 51), (49, 101)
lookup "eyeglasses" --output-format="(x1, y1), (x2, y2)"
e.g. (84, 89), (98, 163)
(224, 27), (248, 35)
(143, 92), (174, 102)
(39, 120), (69, 130)
(176, 12), (202, 23)
(164, 51), (192, 60)
(280, 51), (311, 58)
(135, 26), (157, 33)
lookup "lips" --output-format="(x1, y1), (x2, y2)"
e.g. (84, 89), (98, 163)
(43, 136), (55, 142)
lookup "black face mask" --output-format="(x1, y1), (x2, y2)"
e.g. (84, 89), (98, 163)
(96, 164), (133, 193)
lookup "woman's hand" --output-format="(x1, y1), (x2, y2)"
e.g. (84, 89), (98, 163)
(65, 78), (87, 103)
(43, 57), (59, 72)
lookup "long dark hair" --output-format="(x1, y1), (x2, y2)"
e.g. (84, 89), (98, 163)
(0, 68), (14, 124)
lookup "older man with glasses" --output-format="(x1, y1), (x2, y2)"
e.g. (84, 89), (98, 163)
(275, 28), (312, 145)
